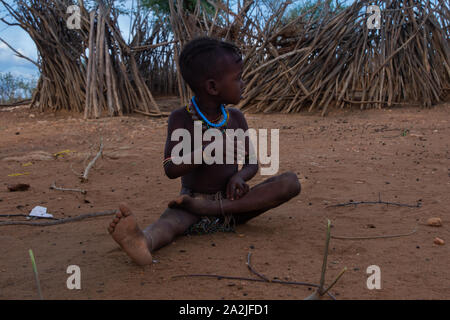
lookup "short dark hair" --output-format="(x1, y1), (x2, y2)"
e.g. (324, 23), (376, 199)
(179, 37), (242, 93)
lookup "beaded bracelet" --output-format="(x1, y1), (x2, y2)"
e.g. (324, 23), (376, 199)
(162, 157), (172, 167)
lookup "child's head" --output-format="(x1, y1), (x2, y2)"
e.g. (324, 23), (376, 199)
(179, 37), (244, 105)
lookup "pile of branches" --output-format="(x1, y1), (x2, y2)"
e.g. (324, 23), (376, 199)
(1, 0), (449, 116)
(83, 1), (162, 118)
(130, 11), (178, 97)
(169, 0), (450, 115)
(1, 0), (87, 113)
(0, 0), (171, 117)
(240, 0), (450, 115)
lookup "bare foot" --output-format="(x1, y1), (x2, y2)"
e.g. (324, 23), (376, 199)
(108, 204), (153, 266)
(168, 195), (219, 216)
(167, 195), (189, 209)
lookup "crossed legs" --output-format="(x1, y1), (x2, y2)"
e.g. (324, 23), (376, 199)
(108, 171), (301, 265)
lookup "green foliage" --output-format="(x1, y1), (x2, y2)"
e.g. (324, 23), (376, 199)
(140, 0), (171, 14)
(284, 0), (348, 21)
(139, 0), (215, 16)
(0, 72), (37, 103)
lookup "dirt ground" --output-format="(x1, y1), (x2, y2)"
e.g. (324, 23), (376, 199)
(0, 99), (449, 300)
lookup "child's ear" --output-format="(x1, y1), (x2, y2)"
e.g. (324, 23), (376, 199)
(205, 79), (219, 96)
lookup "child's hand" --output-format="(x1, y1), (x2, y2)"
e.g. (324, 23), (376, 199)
(226, 175), (249, 201)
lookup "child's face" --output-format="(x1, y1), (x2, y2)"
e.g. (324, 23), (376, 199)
(215, 54), (244, 105)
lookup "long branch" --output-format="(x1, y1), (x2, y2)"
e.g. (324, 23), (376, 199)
(0, 210), (117, 227)
(331, 228), (418, 240)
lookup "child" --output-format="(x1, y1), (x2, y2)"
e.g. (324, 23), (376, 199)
(108, 37), (301, 265)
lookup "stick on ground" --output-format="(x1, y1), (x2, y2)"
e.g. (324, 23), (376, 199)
(134, 109), (170, 117)
(327, 194), (421, 208)
(0, 210), (117, 227)
(81, 138), (104, 182)
(172, 251), (337, 300)
(50, 182), (87, 195)
(305, 219), (346, 300)
(331, 228), (418, 240)
(246, 252), (271, 282)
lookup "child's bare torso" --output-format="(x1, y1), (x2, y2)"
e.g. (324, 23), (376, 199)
(167, 107), (247, 194)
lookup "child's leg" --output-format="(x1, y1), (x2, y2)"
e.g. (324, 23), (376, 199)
(169, 171), (301, 221)
(108, 204), (199, 265)
(232, 172), (301, 223)
(143, 207), (200, 251)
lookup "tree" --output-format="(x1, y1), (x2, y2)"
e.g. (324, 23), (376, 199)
(284, 0), (347, 21)
(0, 72), (37, 103)
(140, 0), (215, 16)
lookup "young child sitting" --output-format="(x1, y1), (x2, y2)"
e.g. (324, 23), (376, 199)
(108, 37), (301, 265)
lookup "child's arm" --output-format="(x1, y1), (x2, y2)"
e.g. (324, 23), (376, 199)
(163, 109), (203, 179)
(226, 109), (259, 200)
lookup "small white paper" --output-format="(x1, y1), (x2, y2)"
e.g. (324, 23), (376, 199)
(29, 206), (54, 218)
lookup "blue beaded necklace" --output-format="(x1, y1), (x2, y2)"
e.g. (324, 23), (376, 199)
(191, 96), (228, 128)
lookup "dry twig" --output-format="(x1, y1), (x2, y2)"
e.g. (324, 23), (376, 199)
(331, 228), (418, 240)
(171, 260), (336, 300)
(80, 138), (104, 182)
(0, 210), (117, 227)
(172, 220), (347, 300)
(327, 194), (422, 208)
(305, 219), (347, 300)
(50, 182), (87, 195)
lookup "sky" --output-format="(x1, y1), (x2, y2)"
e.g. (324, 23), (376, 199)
(0, 20), (41, 80)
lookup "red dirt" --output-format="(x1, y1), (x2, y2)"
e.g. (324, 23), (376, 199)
(0, 100), (449, 299)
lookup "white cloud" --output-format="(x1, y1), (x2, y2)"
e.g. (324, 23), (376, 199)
(0, 24), (38, 78)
